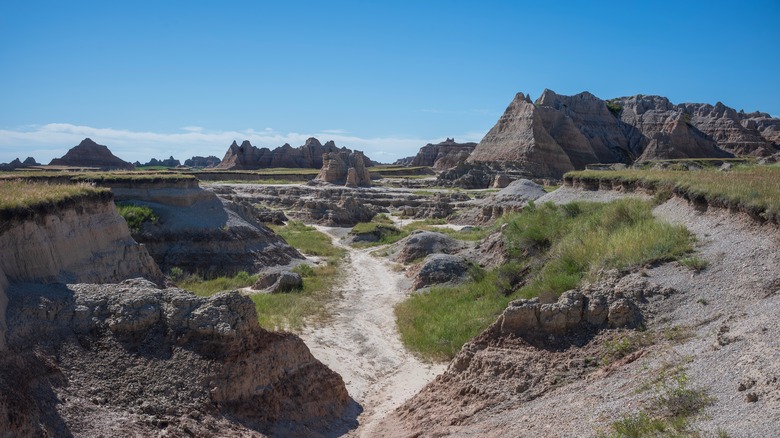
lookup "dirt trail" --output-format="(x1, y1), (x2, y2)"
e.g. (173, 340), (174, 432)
(299, 226), (445, 437)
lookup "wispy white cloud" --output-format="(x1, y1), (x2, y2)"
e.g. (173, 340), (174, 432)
(0, 123), (486, 164)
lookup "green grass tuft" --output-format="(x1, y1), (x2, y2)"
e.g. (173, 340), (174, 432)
(116, 203), (158, 232)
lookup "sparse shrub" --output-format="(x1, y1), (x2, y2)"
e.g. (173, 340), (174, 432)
(116, 203), (158, 232)
(655, 372), (713, 417)
(679, 256), (708, 273)
(292, 264), (315, 277)
(169, 266), (185, 282)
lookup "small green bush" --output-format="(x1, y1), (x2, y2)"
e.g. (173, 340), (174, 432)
(116, 203), (158, 232)
(679, 256), (708, 273)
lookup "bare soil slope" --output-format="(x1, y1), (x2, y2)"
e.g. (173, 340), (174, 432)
(375, 192), (780, 437)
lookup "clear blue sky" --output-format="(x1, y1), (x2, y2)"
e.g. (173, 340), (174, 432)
(1, 0), (778, 164)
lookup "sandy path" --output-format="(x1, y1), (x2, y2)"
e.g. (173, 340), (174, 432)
(299, 226), (445, 437)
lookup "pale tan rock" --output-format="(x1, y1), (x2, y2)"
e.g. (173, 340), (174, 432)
(315, 150), (372, 187)
(0, 195), (163, 286)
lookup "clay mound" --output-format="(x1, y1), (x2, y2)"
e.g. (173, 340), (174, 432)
(49, 138), (134, 170)
(489, 178), (547, 207)
(392, 231), (463, 264)
(0, 279), (352, 436)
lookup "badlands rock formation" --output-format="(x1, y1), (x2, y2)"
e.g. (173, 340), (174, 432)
(0, 189), (163, 287)
(0, 185), (351, 436)
(468, 90), (779, 178)
(0, 156), (40, 171)
(109, 178), (303, 277)
(216, 137), (376, 170)
(314, 150), (372, 187)
(184, 155), (221, 168)
(409, 138), (477, 170)
(49, 138), (135, 170)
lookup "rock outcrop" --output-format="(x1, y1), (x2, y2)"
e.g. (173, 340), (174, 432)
(467, 93), (577, 178)
(0, 157), (40, 171)
(216, 137), (376, 170)
(412, 254), (472, 290)
(184, 155), (221, 168)
(315, 150), (372, 187)
(409, 138), (477, 170)
(49, 138), (135, 170)
(386, 275), (675, 436)
(0, 190), (163, 287)
(139, 156), (181, 167)
(393, 231), (463, 264)
(109, 179), (304, 277)
(468, 90), (779, 178)
(0, 279), (351, 436)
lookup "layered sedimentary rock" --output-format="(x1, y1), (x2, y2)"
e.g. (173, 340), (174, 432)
(0, 191), (163, 287)
(315, 150), (372, 187)
(0, 189), (163, 351)
(467, 93), (576, 178)
(468, 90), (779, 178)
(409, 138), (477, 170)
(216, 137), (376, 170)
(110, 179), (303, 277)
(139, 156), (181, 167)
(49, 138), (135, 170)
(0, 279), (350, 436)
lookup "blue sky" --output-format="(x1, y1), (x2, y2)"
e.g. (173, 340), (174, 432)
(1, 0), (778, 164)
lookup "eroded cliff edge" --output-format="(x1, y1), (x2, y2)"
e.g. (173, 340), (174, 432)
(0, 185), (352, 436)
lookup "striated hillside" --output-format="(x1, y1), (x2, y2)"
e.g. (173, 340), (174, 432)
(468, 90), (779, 178)
(409, 138), (478, 171)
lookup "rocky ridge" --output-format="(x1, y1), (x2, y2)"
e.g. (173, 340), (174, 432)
(409, 138), (477, 171)
(49, 138), (135, 170)
(0, 157), (40, 171)
(467, 90), (779, 178)
(216, 137), (376, 170)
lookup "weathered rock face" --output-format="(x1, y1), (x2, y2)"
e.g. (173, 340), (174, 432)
(387, 275), (675, 437)
(409, 138), (477, 170)
(315, 150), (372, 187)
(49, 138), (135, 170)
(0, 192), (163, 287)
(211, 184), (470, 227)
(110, 179), (304, 277)
(614, 95), (749, 159)
(0, 280), (351, 436)
(184, 155), (221, 168)
(216, 137), (376, 170)
(393, 231), (463, 264)
(468, 93), (576, 179)
(412, 254), (471, 290)
(468, 90), (779, 178)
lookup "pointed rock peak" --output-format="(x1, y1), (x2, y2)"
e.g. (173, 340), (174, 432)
(22, 157), (38, 165)
(304, 137), (322, 147)
(536, 88), (560, 105)
(230, 140), (239, 147)
(78, 138), (99, 147)
(240, 140), (253, 148)
(513, 92), (528, 103)
(323, 140), (336, 148)
(575, 91), (599, 100)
